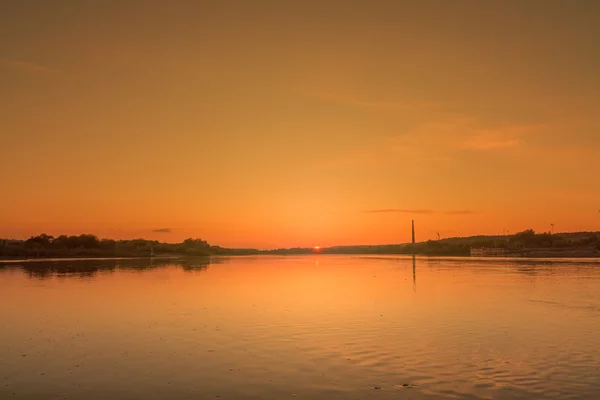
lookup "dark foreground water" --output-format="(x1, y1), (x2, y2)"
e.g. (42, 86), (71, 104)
(1, 255), (600, 400)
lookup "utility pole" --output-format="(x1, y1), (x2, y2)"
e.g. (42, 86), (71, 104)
(412, 220), (415, 244)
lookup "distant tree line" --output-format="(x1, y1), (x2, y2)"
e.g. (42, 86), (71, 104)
(1, 229), (599, 259)
(0, 234), (258, 258)
(262, 229), (600, 256)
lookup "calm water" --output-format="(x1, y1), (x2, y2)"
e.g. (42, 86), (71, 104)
(1, 256), (600, 400)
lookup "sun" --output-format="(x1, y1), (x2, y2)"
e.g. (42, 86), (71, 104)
(313, 245), (321, 252)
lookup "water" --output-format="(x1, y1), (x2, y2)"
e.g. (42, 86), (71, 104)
(1, 255), (600, 399)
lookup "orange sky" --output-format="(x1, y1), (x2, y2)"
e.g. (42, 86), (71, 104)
(1, 1), (599, 248)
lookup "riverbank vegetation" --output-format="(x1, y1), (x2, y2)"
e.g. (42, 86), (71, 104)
(0, 234), (257, 259)
(1, 230), (599, 259)
(265, 230), (600, 256)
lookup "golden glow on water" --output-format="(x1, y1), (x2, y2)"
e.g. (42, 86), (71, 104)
(1, 256), (600, 399)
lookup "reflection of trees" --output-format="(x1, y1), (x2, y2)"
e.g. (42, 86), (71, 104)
(179, 259), (210, 272)
(431, 257), (600, 279)
(14, 257), (214, 279)
(515, 265), (541, 276)
(20, 262), (117, 279)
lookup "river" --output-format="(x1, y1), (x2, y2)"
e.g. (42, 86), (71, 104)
(1, 255), (600, 399)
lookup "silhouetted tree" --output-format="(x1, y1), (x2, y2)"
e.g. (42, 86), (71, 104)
(52, 235), (69, 248)
(25, 233), (54, 247)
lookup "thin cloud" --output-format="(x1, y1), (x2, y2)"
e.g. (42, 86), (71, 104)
(294, 89), (443, 111)
(463, 136), (521, 150)
(346, 99), (417, 110)
(462, 124), (544, 151)
(390, 118), (544, 157)
(362, 209), (434, 214)
(0, 58), (55, 73)
(152, 228), (172, 233)
(363, 209), (477, 215)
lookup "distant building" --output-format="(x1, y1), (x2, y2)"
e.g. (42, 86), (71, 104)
(470, 247), (506, 257)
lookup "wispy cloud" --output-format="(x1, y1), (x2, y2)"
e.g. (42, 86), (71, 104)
(0, 58), (55, 73)
(341, 99), (423, 110)
(152, 228), (172, 233)
(295, 89), (444, 111)
(462, 124), (544, 151)
(464, 137), (521, 150)
(362, 209), (434, 214)
(444, 210), (477, 215)
(389, 118), (544, 158)
(363, 209), (478, 215)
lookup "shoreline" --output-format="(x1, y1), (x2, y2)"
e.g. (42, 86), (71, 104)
(4, 230), (599, 261)
(0, 255), (183, 263)
(2, 253), (600, 264)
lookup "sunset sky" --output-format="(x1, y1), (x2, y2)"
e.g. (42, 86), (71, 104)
(1, 1), (599, 248)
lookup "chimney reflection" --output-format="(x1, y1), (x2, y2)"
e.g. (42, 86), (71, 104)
(412, 255), (416, 293)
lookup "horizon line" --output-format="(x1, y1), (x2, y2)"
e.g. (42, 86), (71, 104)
(2, 229), (598, 251)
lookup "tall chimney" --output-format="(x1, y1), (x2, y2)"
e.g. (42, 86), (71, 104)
(412, 220), (415, 244)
